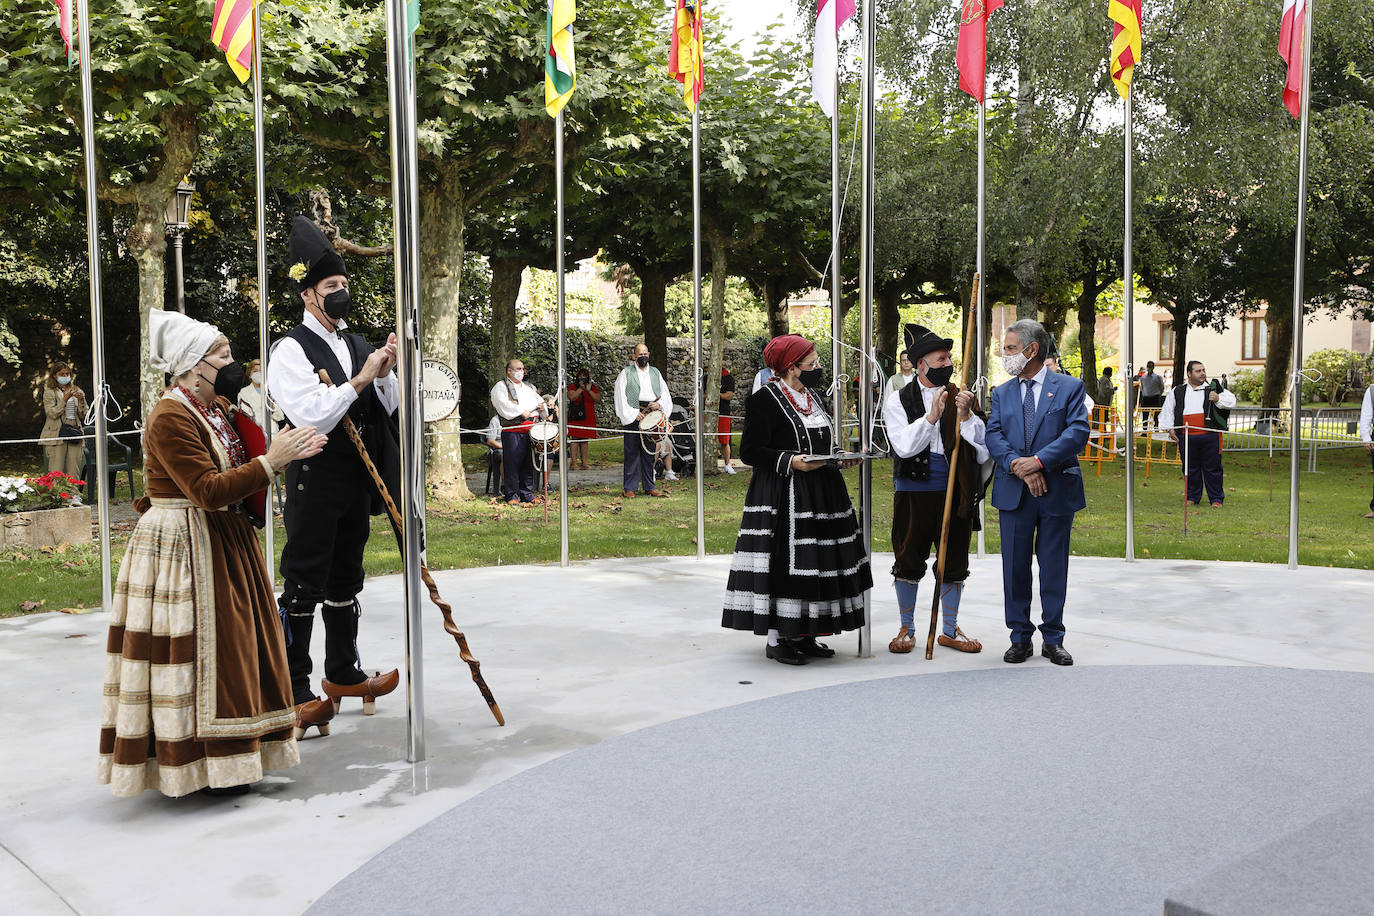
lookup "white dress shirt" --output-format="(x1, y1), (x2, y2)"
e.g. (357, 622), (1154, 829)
(1158, 382), (1238, 433)
(614, 365), (674, 426)
(268, 312), (399, 434)
(883, 381), (988, 465)
(489, 378), (544, 420)
(1361, 387), (1373, 445)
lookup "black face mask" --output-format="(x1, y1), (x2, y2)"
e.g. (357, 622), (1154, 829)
(319, 287), (351, 321)
(205, 360), (247, 401)
(924, 365), (954, 388)
(799, 367), (824, 388)
(636, 355), (650, 369)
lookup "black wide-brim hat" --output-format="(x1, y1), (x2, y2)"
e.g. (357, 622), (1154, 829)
(904, 323), (954, 364)
(287, 215), (348, 291)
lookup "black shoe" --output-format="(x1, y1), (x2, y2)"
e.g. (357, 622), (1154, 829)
(794, 636), (836, 658)
(203, 784), (251, 797)
(1003, 642), (1034, 664)
(766, 642), (808, 665)
(1041, 643), (1074, 666)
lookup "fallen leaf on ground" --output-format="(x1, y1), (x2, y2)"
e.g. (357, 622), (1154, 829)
(19, 600), (44, 611)
(59, 607), (95, 615)
(65, 633), (87, 638)
(676, 523), (688, 529)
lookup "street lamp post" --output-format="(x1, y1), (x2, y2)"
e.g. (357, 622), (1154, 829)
(163, 180), (195, 314)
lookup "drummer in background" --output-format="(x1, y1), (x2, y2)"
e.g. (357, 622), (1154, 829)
(614, 342), (672, 499)
(489, 358), (545, 507)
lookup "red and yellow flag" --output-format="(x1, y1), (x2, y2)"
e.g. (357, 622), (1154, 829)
(211, 0), (257, 83)
(1108, 0), (1142, 99)
(668, 0), (704, 111)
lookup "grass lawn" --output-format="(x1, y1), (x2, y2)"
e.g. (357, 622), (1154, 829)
(4, 435), (1372, 617)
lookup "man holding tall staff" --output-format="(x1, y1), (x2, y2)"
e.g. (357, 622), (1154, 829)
(883, 325), (988, 655)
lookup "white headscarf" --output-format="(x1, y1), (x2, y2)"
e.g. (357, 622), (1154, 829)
(148, 309), (221, 378)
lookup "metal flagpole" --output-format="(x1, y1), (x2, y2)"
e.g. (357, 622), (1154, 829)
(1123, 91), (1136, 562)
(830, 72), (842, 441)
(252, 3), (274, 580)
(383, 0), (427, 762)
(692, 105), (705, 559)
(75, 0), (111, 613)
(856, 0), (876, 658)
(557, 111), (570, 567)
(974, 101), (986, 558)
(1287, 0), (1315, 570)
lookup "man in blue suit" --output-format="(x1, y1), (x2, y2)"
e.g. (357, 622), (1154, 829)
(985, 319), (1091, 666)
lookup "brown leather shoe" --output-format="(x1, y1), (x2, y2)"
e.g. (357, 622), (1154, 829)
(321, 669), (400, 716)
(294, 697), (335, 740)
(622, 490), (636, 499)
(648, 489), (669, 498)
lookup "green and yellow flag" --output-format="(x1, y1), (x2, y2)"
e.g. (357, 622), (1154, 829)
(545, 0), (576, 117)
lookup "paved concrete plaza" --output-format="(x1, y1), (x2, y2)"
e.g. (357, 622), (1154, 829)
(2, 554), (1370, 914)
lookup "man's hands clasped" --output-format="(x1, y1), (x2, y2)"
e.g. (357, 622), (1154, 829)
(1010, 456), (1047, 497)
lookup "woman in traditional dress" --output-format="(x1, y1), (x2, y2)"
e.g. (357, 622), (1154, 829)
(40, 361), (87, 477)
(98, 310), (327, 798)
(722, 334), (872, 665)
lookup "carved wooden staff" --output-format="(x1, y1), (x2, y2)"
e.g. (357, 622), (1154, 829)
(925, 276), (980, 660)
(319, 370), (505, 726)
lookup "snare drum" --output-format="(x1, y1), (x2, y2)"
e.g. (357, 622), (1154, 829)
(528, 421), (560, 458)
(637, 408), (670, 454)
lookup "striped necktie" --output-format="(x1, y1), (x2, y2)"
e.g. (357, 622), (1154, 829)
(1022, 379), (1037, 446)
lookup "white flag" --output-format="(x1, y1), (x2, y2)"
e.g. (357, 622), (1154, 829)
(810, 0), (856, 117)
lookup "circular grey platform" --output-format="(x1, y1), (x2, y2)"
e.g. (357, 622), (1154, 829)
(310, 666), (1374, 915)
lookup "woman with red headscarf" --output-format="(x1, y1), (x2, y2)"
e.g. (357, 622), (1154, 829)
(721, 334), (872, 665)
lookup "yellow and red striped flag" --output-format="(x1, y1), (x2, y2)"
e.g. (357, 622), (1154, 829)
(1108, 0), (1142, 99)
(545, 0), (576, 117)
(211, 0), (257, 83)
(668, 0), (704, 112)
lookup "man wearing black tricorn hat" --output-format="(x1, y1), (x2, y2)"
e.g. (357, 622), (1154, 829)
(882, 323), (989, 656)
(267, 216), (401, 739)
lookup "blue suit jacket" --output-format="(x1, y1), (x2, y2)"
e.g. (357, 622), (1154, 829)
(985, 370), (1091, 515)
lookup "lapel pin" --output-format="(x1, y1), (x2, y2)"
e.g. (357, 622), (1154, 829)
(1046, 392), (1054, 398)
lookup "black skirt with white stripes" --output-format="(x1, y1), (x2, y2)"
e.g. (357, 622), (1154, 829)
(721, 464), (872, 637)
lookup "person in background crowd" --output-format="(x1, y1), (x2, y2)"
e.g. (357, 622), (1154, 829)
(1097, 367), (1116, 406)
(722, 334), (871, 665)
(567, 367), (601, 470)
(714, 366), (737, 474)
(614, 342), (673, 498)
(490, 358), (545, 506)
(237, 359), (285, 433)
(1161, 360), (1236, 508)
(985, 319), (1091, 667)
(1138, 360), (1166, 431)
(1362, 383), (1374, 519)
(883, 350), (916, 399)
(100, 308), (323, 797)
(41, 361), (88, 478)
(751, 364), (771, 394)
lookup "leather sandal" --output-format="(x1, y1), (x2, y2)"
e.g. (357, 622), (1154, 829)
(936, 627), (983, 653)
(888, 626), (915, 654)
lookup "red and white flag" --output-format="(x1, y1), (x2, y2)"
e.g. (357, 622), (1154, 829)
(811, 0), (855, 117)
(1278, 0), (1307, 119)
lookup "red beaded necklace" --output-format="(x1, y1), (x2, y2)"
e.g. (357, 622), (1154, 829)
(779, 379), (814, 416)
(178, 387), (247, 468)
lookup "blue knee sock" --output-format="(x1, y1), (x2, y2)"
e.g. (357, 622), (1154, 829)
(895, 579), (919, 631)
(940, 581), (963, 638)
